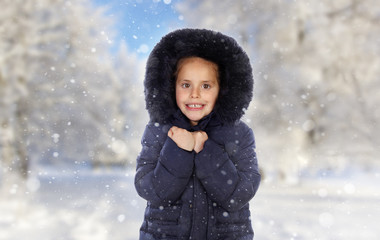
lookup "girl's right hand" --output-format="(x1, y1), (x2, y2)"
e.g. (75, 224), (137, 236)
(168, 126), (195, 152)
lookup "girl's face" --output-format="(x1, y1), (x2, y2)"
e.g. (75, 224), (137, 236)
(175, 57), (219, 126)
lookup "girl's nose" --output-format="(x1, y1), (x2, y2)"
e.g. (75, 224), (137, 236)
(190, 88), (200, 98)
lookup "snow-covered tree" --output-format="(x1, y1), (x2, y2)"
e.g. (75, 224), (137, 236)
(176, 0), (380, 181)
(0, 0), (142, 181)
(114, 42), (147, 165)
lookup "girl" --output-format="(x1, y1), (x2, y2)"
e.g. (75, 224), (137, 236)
(135, 28), (261, 240)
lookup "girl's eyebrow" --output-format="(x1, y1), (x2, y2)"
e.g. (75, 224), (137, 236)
(201, 79), (218, 84)
(178, 79), (218, 84)
(177, 79), (192, 83)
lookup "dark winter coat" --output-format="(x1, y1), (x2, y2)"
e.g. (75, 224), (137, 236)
(135, 29), (261, 240)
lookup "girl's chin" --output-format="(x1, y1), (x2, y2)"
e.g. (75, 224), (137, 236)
(185, 114), (202, 122)
(181, 108), (211, 123)
(188, 117), (202, 123)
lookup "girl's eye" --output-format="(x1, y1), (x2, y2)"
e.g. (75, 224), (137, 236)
(181, 83), (190, 88)
(202, 84), (211, 89)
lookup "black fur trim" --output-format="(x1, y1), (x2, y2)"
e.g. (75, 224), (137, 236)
(144, 28), (253, 123)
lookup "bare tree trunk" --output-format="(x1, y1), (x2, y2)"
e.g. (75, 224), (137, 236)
(0, 73), (16, 178)
(350, 72), (379, 149)
(14, 97), (29, 178)
(0, 80), (29, 179)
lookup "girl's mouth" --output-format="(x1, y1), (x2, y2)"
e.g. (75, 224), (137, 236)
(186, 104), (204, 110)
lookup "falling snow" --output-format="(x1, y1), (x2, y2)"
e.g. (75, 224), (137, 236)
(1, 0), (380, 239)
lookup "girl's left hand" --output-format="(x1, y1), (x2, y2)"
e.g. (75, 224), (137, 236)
(192, 131), (208, 153)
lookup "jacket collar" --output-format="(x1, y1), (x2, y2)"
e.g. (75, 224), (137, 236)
(171, 109), (221, 132)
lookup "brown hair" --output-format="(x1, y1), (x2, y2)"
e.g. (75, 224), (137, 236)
(173, 57), (220, 83)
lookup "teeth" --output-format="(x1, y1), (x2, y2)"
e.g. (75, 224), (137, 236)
(188, 104), (203, 108)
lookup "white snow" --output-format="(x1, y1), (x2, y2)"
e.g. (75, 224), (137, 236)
(1, 168), (379, 240)
(252, 171), (380, 239)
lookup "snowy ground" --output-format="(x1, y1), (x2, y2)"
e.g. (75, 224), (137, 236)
(0, 167), (379, 240)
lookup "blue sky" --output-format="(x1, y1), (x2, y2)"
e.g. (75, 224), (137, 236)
(93, 0), (184, 58)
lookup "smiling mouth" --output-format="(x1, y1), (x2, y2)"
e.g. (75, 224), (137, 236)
(186, 104), (204, 110)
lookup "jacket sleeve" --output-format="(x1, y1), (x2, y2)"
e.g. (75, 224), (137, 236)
(134, 123), (195, 206)
(194, 123), (261, 211)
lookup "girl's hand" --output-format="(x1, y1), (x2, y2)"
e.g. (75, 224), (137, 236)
(192, 131), (208, 153)
(168, 126), (195, 152)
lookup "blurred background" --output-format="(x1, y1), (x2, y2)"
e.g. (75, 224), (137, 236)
(1, 0), (379, 239)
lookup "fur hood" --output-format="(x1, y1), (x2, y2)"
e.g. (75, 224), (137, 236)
(144, 28), (253, 124)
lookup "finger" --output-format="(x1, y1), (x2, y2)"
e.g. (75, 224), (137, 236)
(168, 129), (173, 137)
(197, 131), (206, 137)
(169, 126), (178, 136)
(201, 131), (208, 138)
